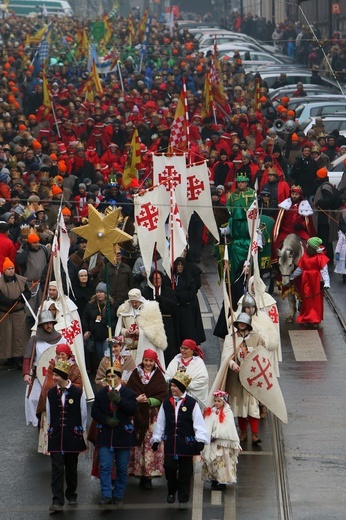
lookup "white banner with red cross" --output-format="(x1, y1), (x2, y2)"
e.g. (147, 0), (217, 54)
(239, 345), (288, 423)
(183, 161), (219, 242)
(134, 184), (171, 280)
(153, 153), (187, 215)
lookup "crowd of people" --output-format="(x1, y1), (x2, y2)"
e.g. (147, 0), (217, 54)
(0, 7), (346, 514)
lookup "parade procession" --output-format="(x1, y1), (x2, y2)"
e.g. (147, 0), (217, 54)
(0, 2), (346, 518)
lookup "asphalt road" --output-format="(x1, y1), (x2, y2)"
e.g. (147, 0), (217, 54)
(1, 254), (346, 519)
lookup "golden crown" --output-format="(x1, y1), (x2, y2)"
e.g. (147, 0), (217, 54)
(172, 371), (192, 389)
(54, 360), (71, 375)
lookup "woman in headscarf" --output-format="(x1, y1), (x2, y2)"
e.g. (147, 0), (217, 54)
(165, 339), (209, 407)
(126, 349), (168, 489)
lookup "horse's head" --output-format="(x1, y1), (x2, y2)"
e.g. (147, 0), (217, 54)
(278, 247), (295, 286)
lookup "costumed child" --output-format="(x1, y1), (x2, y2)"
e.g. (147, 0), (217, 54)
(201, 390), (241, 490)
(334, 229), (346, 282)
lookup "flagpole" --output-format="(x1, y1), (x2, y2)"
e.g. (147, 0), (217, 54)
(169, 176), (175, 289)
(117, 62), (124, 91)
(50, 99), (61, 139)
(182, 77), (190, 163)
(224, 236), (236, 354)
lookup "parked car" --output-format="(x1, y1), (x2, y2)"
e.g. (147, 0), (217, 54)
(285, 95), (346, 111)
(295, 101), (346, 125)
(255, 70), (340, 92)
(301, 115), (346, 135)
(269, 84), (342, 101)
(324, 153), (346, 188)
(200, 43), (287, 63)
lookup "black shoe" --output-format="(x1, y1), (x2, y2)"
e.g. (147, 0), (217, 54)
(216, 483), (226, 490)
(67, 499), (78, 507)
(49, 504), (63, 514)
(143, 478), (153, 490)
(98, 497), (112, 506)
(112, 498), (124, 506)
(178, 502), (188, 511)
(167, 494), (176, 504)
(211, 480), (218, 490)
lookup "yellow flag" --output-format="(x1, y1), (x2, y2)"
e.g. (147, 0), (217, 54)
(76, 29), (89, 59)
(82, 61), (103, 102)
(122, 129), (141, 188)
(138, 8), (149, 35)
(103, 14), (112, 44)
(29, 25), (48, 45)
(201, 73), (214, 119)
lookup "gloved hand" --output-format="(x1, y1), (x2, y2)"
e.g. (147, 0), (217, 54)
(152, 442), (160, 452)
(106, 417), (119, 428)
(219, 225), (231, 236)
(108, 390), (121, 403)
(197, 442), (205, 452)
(16, 294), (24, 303)
(335, 252), (340, 262)
(294, 223), (304, 231)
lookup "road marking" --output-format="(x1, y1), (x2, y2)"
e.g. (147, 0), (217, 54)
(288, 330), (327, 361)
(192, 460), (204, 520)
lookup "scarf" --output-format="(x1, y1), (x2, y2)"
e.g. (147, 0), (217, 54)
(126, 368), (167, 444)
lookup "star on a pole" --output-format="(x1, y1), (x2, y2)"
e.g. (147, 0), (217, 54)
(73, 205), (133, 263)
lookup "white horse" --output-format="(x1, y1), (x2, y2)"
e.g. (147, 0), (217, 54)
(278, 234), (304, 322)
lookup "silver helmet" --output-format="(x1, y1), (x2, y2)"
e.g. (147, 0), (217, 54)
(242, 293), (257, 316)
(38, 310), (57, 326)
(234, 312), (252, 331)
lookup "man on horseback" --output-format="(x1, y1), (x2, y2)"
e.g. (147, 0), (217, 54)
(271, 185), (316, 270)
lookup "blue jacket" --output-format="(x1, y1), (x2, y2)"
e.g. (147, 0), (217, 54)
(91, 385), (138, 448)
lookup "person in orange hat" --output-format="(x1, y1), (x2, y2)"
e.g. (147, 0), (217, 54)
(16, 232), (50, 323)
(0, 256), (31, 368)
(61, 206), (72, 225)
(0, 221), (16, 275)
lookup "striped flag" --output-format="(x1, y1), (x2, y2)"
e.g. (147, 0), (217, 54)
(138, 7), (149, 36)
(76, 28), (89, 59)
(122, 129), (141, 188)
(210, 38), (231, 113)
(82, 60), (103, 102)
(33, 21), (53, 74)
(140, 14), (151, 54)
(201, 72), (214, 118)
(128, 12), (135, 46)
(103, 14), (113, 44)
(168, 81), (189, 153)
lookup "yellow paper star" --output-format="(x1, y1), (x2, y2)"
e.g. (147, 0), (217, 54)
(73, 205), (133, 264)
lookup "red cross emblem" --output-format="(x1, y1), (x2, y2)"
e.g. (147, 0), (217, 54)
(61, 320), (82, 345)
(158, 165), (181, 190)
(268, 305), (279, 324)
(248, 208), (258, 220)
(136, 202), (159, 231)
(187, 175), (204, 201)
(247, 354), (273, 390)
